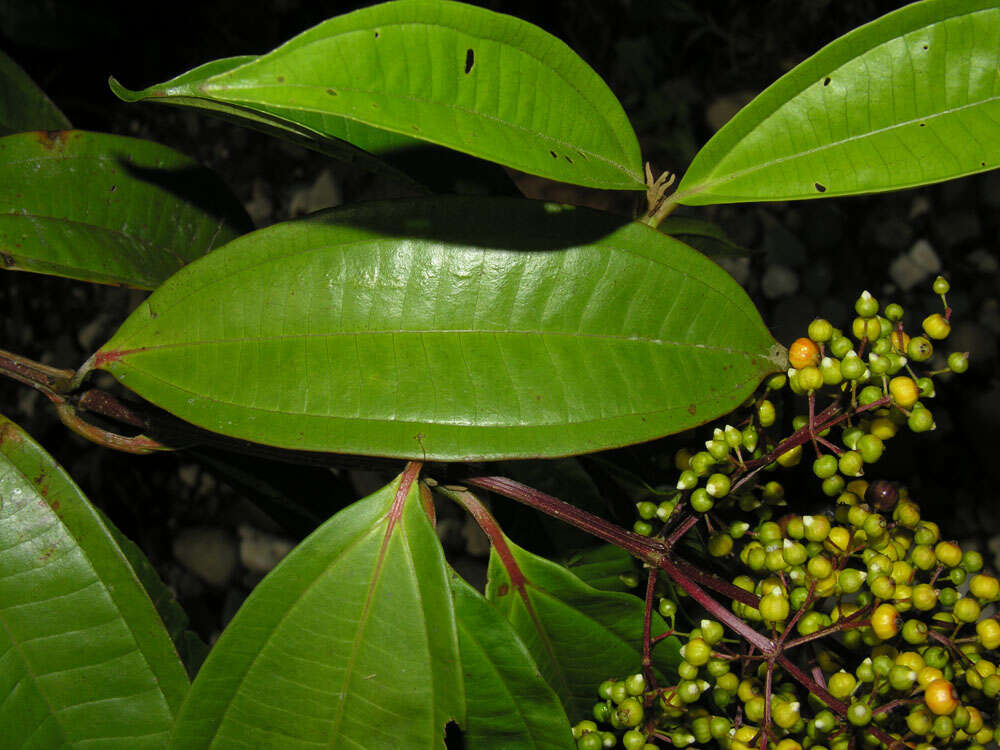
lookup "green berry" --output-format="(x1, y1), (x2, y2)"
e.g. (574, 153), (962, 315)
(932, 276), (950, 295)
(808, 318), (835, 342)
(858, 385), (883, 406)
(625, 673), (646, 696)
(615, 698), (643, 727)
(857, 434), (884, 463)
(813, 454), (838, 479)
(705, 473), (731, 498)
(908, 407), (935, 432)
(690, 488), (714, 513)
(884, 303), (904, 321)
(838, 450), (864, 477)
(830, 335), (853, 358)
(840, 352), (866, 380)
(855, 291), (879, 318)
(916, 376), (936, 397)
(948, 351), (969, 373)
(908, 336), (934, 362)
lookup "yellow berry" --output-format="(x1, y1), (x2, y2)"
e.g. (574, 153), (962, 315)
(871, 603), (900, 640)
(977, 618), (1000, 650)
(971, 574), (1000, 601)
(922, 313), (951, 340)
(889, 376), (919, 408)
(890, 330), (910, 353)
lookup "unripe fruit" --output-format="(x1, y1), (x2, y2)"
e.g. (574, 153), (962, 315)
(948, 351), (969, 373)
(907, 336), (934, 362)
(889, 376), (919, 408)
(798, 365), (823, 391)
(855, 291), (879, 318)
(857, 434), (884, 463)
(871, 603), (900, 640)
(922, 313), (951, 340)
(760, 592), (790, 623)
(808, 318), (834, 342)
(908, 407), (935, 433)
(971, 574), (1000, 600)
(933, 276), (950, 295)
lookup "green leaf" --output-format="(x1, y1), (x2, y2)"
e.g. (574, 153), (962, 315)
(92, 196), (784, 461)
(0, 414), (189, 748)
(562, 544), (637, 593)
(167, 469), (464, 749)
(486, 535), (680, 718)
(0, 130), (252, 288)
(98, 508), (210, 678)
(110, 0), (644, 190)
(676, 0), (1000, 204)
(0, 49), (71, 135)
(451, 573), (574, 750)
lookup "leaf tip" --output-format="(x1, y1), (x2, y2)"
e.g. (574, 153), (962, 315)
(108, 76), (144, 103)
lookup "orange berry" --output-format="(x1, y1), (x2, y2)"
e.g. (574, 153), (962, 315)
(789, 337), (821, 369)
(923, 678), (959, 715)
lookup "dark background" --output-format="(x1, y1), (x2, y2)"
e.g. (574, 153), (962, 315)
(2, 0), (998, 650)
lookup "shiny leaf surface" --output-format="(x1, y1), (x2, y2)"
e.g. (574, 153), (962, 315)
(676, 0), (1000, 204)
(93, 197), (784, 461)
(110, 0), (644, 190)
(451, 573), (574, 749)
(168, 469), (463, 749)
(0, 414), (189, 748)
(0, 130), (252, 288)
(486, 535), (680, 717)
(0, 49), (71, 135)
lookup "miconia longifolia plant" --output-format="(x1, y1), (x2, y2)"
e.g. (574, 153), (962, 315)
(1, 1), (998, 748)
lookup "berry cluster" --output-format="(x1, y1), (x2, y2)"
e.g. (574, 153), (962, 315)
(573, 280), (990, 749)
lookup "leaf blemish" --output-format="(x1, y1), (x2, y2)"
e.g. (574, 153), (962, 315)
(326, 88), (337, 96)
(276, 75), (285, 83)
(465, 48), (474, 74)
(814, 182), (827, 193)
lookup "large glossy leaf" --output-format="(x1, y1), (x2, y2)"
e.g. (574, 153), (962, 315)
(486, 535), (680, 718)
(675, 0), (1000, 205)
(110, 0), (644, 190)
(91, 196), (784, 461)
(99, 509), (209, 678)
(0, 130), (252, 288)
(0, 414), (189, 748)
(0, 49), (71, 135)
(168, 469), (464, 749)
(451, 573), (574, 750)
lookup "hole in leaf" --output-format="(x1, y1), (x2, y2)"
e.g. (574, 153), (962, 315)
(465, 48), (475, 74)
(982, 161), (987, 167)
(374, 30), (379, 38)
(814, 182), (827, 193)
(923, 44), (928, 50)
(920, 122), (926, 127)
(564, 155), (573, 164)
(549, 150), (557, 158)
(823, 77), (831, 86)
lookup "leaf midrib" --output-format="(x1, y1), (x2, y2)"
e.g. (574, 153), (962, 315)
(209, 17), (638, 176)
